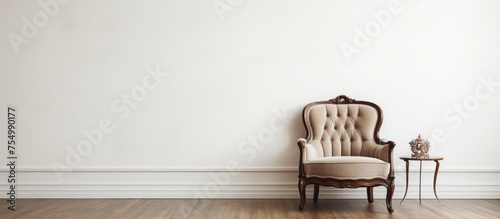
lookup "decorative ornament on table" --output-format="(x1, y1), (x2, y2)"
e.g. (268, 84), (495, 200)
(409, 134), (430, 159)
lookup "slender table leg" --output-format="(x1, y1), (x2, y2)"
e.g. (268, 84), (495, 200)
(433, 160), (441, 202)
(419, 160), (422, 203)
(400, 160), (410, 204)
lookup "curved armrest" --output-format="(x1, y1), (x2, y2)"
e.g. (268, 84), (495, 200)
(297, 138), (307, 145)
(297, 138), (318, 163)
(364, 139), (396, 163)
(380, 139), (396, 178)
(364, 139), (396, 178)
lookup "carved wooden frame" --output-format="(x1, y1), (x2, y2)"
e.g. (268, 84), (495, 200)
(297, 95), (396, 213)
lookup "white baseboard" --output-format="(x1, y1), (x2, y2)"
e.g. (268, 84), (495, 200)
(1, 168), (499, 199)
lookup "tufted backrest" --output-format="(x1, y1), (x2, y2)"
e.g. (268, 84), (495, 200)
(302, 96), (382, 158)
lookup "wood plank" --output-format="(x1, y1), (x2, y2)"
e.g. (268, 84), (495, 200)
(204, 199), (227, 219)
(222, 199), (242, 219)
(187, 199), (214, 219)
(170, 199), (199, 219)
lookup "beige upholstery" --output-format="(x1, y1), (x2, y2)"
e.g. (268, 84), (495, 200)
(297, 95), (395, 213)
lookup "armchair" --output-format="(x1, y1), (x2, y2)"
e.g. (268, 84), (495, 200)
(297, 95), (395, 213)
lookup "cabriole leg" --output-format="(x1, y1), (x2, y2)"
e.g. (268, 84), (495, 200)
(386, 181), (395, 213)
(298, 179), (306, 210)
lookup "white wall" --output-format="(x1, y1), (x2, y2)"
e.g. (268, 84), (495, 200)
(1, 0), (499, 199)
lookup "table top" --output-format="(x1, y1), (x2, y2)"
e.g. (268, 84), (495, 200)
(399, 156), (444, 161)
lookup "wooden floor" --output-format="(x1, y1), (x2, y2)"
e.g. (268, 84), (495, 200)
(1, 199), (499, 219)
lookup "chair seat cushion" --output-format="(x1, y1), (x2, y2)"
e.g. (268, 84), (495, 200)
(304, 156), (389, 179)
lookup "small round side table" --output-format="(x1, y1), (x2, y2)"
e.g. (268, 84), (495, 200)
(399, 156), (444, 204)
